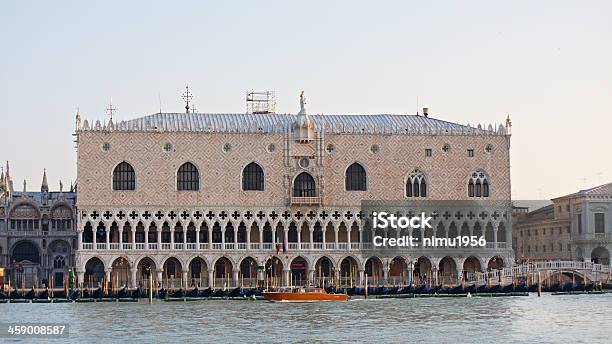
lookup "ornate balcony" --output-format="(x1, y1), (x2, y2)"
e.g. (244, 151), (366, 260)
(290, 196), (321, 205)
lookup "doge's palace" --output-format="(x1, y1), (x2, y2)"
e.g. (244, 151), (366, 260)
(74, 92), (514, 289)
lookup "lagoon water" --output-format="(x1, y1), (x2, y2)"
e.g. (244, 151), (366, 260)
(1, 293), (611, 343)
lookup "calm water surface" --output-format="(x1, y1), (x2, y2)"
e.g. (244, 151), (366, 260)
(1, 293), (611, 343)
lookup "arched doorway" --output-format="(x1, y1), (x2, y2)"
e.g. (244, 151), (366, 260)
(84, 257), (105, 289)
(111, 257), (130, 290)
(438, 256), (458, 286)
(414, 256), (433, 286)
(239, 257), (257, 287)
(188, 257), (208, 288)
(290, 256), (308, 286)
(463, 256), (482, 281)
(365, 257), (383, 285)
(163, 257), (183, 288)
(389, 257), (407, 285)
(591, 247), (610, 265)
(339, 256), (359, 287)
(265, 256), (283, 287)
(11, 241), (41, 289)
(488, 256), (504, 270)
(136, 257), (156, 289)
(214, 257), (233, 287)
(314, 256), (333, 287)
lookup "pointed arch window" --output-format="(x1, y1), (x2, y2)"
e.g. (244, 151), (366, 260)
(406, 169), (427, 197)
(345, 163), (367, 191)
(293, 172), (316, 197)
(468, 170), (490, 198)
(112, 162), (135, 190)
(242, 162), (264, 191)
(177, 162), (199, 191)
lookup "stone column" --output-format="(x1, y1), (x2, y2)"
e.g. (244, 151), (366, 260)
(334, 223), (339, 247)
(130, 268), (137, 289)
(406, 262), (414, 286)
(283, 269), (290, 287)
(433, 267), (439, 285)
(359, 229), (363, 248)
(131, 227), (136, 246)
(119, 229), (123, 246)
(77, 271), (85, 288)
(383, 264), (389, 285)
(157, 225), (162, 245)
(182, 271), (189, 289)
(309, 224), (314, 246)
(105, 269), (112, 290)
(322, 226), (326, 249)
(144, 229), (149, 245)
(283, 229), (289, 251)
(156, 270), (163, 289)
(93, 227), (97, 246)
(77, 230), (83, 250)
(359, 269), (365, 287)
(456, 267), (463, 285)
(105, 226), (110, 247)
(195, 229), (200, 246)
(184, 226), (188, 245)
(308, 269), (315, 286)
(347, 227), (351, 247)
(246, 225), (250, 248)
(493, 224), (498, 249)
(297, 226), (301, 246)
(208, 270), (215, 288)
(170, 228), (175, 246)
(232, 270), (239, 287)
(233, 223), (238, 244)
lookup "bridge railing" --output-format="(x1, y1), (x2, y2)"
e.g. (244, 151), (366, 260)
(463, 260), (611, 284)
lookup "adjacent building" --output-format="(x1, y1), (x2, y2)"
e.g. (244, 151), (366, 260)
(74, 93), (514, 289)
(513, 182), (612, 264)
(0, 163), (77, 288)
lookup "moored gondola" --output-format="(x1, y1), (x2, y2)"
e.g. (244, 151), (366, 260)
(199, 287), (212, 297)
(514, 284), (528, 293)
(38, 289), (50, 299)
(10, 289), (23, 299)
(186, 288), (199, 297)
(24, 288), (36, 299)
(475, 284), (489, 293)
(92, 288), (104, 299)
(227, 287), (241, 298)
(463, 285), (477, 294)
(211, 288), (227, 298)
(116, 287), (129, 299)
(171, 289), (185, 298)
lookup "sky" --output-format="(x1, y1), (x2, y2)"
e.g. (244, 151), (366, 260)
(0, 0), (610, 199)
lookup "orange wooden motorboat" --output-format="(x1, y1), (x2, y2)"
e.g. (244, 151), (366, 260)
(263, 287), (348, 302)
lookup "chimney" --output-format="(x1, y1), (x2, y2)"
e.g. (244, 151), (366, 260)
(423, 107), (429, 118)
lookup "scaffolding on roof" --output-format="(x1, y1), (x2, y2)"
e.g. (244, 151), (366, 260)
(246, 90), (276, 114)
